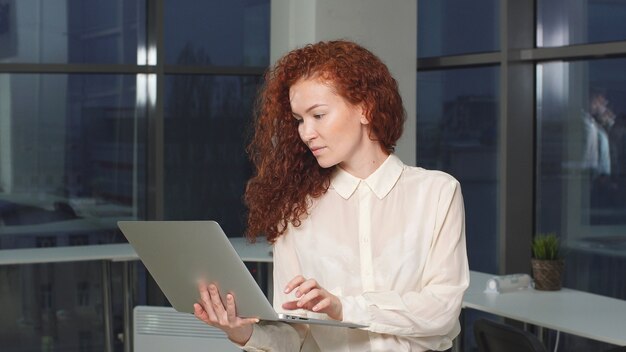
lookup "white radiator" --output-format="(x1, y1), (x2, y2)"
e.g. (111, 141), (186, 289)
(134, 306), (241, 352)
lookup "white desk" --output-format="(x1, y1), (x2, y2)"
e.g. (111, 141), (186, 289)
(0, 238), (272, 265)
(464, 271), (626, 346)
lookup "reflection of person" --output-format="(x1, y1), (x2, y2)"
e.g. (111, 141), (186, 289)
(611, 113), (626, 209)
(609, 112), (626, 178)
(193, 40), (469, 351)
(582, 91), (611, 176)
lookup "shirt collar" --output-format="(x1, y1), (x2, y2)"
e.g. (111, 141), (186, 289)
(330, 154), (405, 200)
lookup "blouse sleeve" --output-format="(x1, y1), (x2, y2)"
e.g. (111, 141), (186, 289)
(240, 322), (309, 352)
(340, 179), (469, 341)
(241, 233), (310, 351)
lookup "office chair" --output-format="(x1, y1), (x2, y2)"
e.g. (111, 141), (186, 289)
(474, 318), (548, 352)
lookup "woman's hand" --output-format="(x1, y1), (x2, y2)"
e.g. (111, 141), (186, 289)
(194, 282), (258, 345)
(282, 275), (343, 321)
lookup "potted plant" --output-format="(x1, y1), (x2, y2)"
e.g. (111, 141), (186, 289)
(531, 233), (564, 291)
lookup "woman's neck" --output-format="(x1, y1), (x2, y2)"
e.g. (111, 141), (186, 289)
(339, 146), (389, 179)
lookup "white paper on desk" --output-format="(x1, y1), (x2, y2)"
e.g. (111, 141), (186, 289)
(484, 274), (532, 294)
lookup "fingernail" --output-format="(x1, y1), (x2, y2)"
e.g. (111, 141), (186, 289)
(312, 305), (319, 311)
(284, 287), (289, 293)
(295, 291), (301, 298)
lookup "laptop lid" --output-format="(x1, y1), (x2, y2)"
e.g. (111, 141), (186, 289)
(118, 220), (366, 329)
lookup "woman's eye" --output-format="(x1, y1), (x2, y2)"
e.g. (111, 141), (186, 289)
(313, 114), (323, 119)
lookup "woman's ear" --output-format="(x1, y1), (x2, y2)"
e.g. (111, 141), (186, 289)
(358, 103), (370, 125)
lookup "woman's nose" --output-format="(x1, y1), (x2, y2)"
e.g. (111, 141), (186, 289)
(299, 120), (317, 143)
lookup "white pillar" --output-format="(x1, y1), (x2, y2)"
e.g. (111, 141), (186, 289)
(271, 0), (417, 165)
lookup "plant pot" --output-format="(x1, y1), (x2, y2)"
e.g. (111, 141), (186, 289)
(531, 258), (564, 291)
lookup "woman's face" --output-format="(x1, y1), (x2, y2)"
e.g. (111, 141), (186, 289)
(289, 77), (371, 170)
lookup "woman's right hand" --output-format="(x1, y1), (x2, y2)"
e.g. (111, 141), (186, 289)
(194, 282), (258, 345)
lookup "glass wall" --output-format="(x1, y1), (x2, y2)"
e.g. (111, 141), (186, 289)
(161, 0), (270, 238)
(537, 0), (626, 47)
(1, 262), (111, 351)
(0, 1), (147, 350)
(537, 58), (626, 297)
(0, 73), (144, 247)
(418, 0), (499, 58)
(0, 0), (144, 64)
(0, 0), (269, 351)
(535, 2), (626, 350)
(421, 0), (626, 351)
(164, 0), (269, 66)
(163, 74), (261, 236)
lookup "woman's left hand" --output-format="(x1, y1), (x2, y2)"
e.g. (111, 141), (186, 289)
(282, 275), (343, 321)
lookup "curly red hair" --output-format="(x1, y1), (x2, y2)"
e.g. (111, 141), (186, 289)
(245, 40), (405, 243)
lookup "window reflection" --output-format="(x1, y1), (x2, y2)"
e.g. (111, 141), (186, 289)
(418, 0), (499, 58)
(537, 58), (626, 300)
(0, 74), (146, 250)
(1, 262), (110, 351)
(0, 0), (144, 64)
(164, 0), (269, 66)
(538, 0), (626, 47)
(164, 75), (260, 236)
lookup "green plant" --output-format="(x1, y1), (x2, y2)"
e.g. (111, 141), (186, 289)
(532, 233), (561, 260)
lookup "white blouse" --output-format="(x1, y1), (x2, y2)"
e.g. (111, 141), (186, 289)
(243, 154), (469, 351)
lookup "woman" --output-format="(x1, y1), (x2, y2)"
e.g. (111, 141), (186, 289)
(194, 40), (469, 351)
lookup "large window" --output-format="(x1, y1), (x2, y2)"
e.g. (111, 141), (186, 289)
(163, 74), (261, 236)
(0, 73), (143, 250)
(0, 0), (144, 64)
(164, 0), (269, 66)
(420, 0), (626, 351)
(537, 58), (626, 298)
(418, 0), (499, 58)
(538, 0), (626, 47)
(0, 1), (269, 351)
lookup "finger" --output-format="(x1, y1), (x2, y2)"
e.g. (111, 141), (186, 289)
(225, 293), (260, 326)
(225, 293), (237, 322)
(284, 298), (318, 311)
(284, 275), (306, 294)
(198, 283), (219, 322)
(295, 279), (319, 298)
(312, 297), (331, 312)
(208, 284), (228, 324)
(197, 281), (211, 305)
(193, 303), (210, 323)
(297, 288), (322, 308)
(282, 300), (300, 311)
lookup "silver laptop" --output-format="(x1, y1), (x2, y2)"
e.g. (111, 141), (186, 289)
(118, 220), (367, 329)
